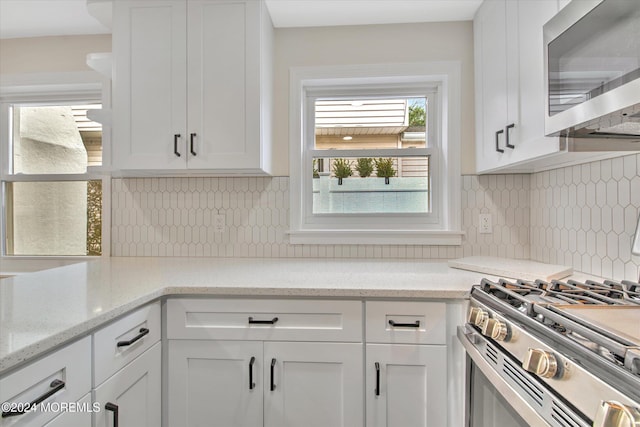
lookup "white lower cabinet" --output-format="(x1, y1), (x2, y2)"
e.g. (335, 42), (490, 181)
(365, 301), (449, 427)
(94, 342), (161, 427)
(166, 297), (458, 427)
(366, 344), (447, 427)
(167, 298), (364, 427)
(168, 340), (363, 427)
(41, 394), (92, 427)
(263, 342), (363, 427)
(168, 340), (263, 427)
(0, 337), (91, 427)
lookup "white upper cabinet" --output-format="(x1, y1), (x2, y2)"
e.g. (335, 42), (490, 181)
(113, 0), (273, 175)
(474, 0), (561, 173)
(474, 0), (518, 172)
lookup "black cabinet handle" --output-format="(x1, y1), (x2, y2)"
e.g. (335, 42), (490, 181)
(388, 320), (420, 328)
(375, 362), (380, 396)
(117, 328), (149, 347)
(1, 379), (65, 418)
(270, 358), (276, 391)
(248, 317), (279, 325)
(249, 356), (256, 390)
(505, 123), (515, 148)
(105, 402), (119, 427)
(495, 129), (504, 153)
(174, 134), (181, 157)
(190, 133), (197, 156)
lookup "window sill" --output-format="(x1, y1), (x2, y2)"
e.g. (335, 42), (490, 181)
(287, 230), (464, 246)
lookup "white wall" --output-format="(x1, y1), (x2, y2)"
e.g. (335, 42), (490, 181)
(273, 21), (476, 175)
(0, 35), (111, 74)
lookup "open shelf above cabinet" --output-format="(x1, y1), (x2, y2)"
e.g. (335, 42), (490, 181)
(86, 52), (112, 78)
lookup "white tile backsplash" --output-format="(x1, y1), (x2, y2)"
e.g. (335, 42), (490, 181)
(530, 153), (640, 281)
(111, 174), (529, 260)
(110, 153), (640, 281)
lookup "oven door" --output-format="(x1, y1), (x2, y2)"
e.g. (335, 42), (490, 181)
(467, 358), (529, 427)
(458, 325), (590, 427)
(458, 325), (540, 427)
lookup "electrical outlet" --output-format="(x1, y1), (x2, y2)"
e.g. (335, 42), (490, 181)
(214, 214), (226, 233)
(479, 213), (492, 234)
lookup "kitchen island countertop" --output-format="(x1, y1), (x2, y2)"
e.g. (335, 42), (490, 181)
(0, 256), (597, 374)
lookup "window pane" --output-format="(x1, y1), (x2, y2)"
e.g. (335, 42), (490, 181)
(312, 156), (430, 214)
(11, 104), (102, 174)
(5, 180), (102, 256)
(314, 97), (427, 150)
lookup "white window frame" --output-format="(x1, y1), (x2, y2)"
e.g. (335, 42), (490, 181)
(0, 71), (111, 260)
(289, 62), (462, 245)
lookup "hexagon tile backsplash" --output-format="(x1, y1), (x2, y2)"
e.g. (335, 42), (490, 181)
(111, 153), (640, 281)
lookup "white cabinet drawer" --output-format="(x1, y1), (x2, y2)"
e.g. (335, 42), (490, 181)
(93, 302), (161, 386)
(0, 337), (91, 427)
(167, 298), (362, 342)
(366, 301), (447, 344)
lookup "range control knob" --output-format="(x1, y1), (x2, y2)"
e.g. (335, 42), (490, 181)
(593, 401), (640, 427)
(468, 307), (488, 327)
(482, 318), (509, 341)
(523, 348), (559, 379)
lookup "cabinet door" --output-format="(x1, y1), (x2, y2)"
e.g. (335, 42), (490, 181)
(475, 0), (509, 172)
(94, 342), (161, 427)
(474, 0), (520, 173)
(264, 342), (363, 427)
(168, 340), (263, 427)
(511, 0), (561, 163)
(366, 344), (447, 427)
(42, 394), (92, 427)
(113, 0), (187, 170)
(187, 0), (262, 170)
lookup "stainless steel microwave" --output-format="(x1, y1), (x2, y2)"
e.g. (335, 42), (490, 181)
(544, 0), (640, 146)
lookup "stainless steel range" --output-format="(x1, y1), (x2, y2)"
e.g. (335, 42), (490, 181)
(458, 278), (640, 427)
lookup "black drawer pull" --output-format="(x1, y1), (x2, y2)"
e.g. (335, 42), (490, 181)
(249, 356), (256, 390)
(270, 358), (277, 391)
(375, 362), (381, 396)
(2, 379), (65, 418)
(388, 320), (420, 328)
(495, 129), (504, 153)
(190, 133), (197, 156)
(117, 328), (149, 347)
(248, 317), (279, 325)
(105, 402), (119, 427)
(505, 123), (515, 148)
(174, 134), (181, 157)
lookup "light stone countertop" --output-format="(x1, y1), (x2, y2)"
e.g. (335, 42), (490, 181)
(0, 256), (600, 375)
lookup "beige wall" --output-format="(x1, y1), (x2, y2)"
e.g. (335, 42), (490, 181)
(1, 22), (475, 174)
(274, 21), (476, 175)
(0, 34), (111, 74)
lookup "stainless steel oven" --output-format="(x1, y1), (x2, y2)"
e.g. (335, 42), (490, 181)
(461, 326), (539, 427)
(458, 278), (640, 427)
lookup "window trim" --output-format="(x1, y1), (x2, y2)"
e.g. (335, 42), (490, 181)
(288, 62), (462, 245)
(0, 72), (111, 259)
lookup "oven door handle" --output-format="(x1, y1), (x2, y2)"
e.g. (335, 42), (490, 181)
(457, 325), (552, 427)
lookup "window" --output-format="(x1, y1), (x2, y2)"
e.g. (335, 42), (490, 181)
(1, 78), (109, 257)
(289, 63), (462, 245)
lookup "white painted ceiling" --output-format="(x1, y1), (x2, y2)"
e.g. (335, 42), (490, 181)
(0, 0), (482, 39)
